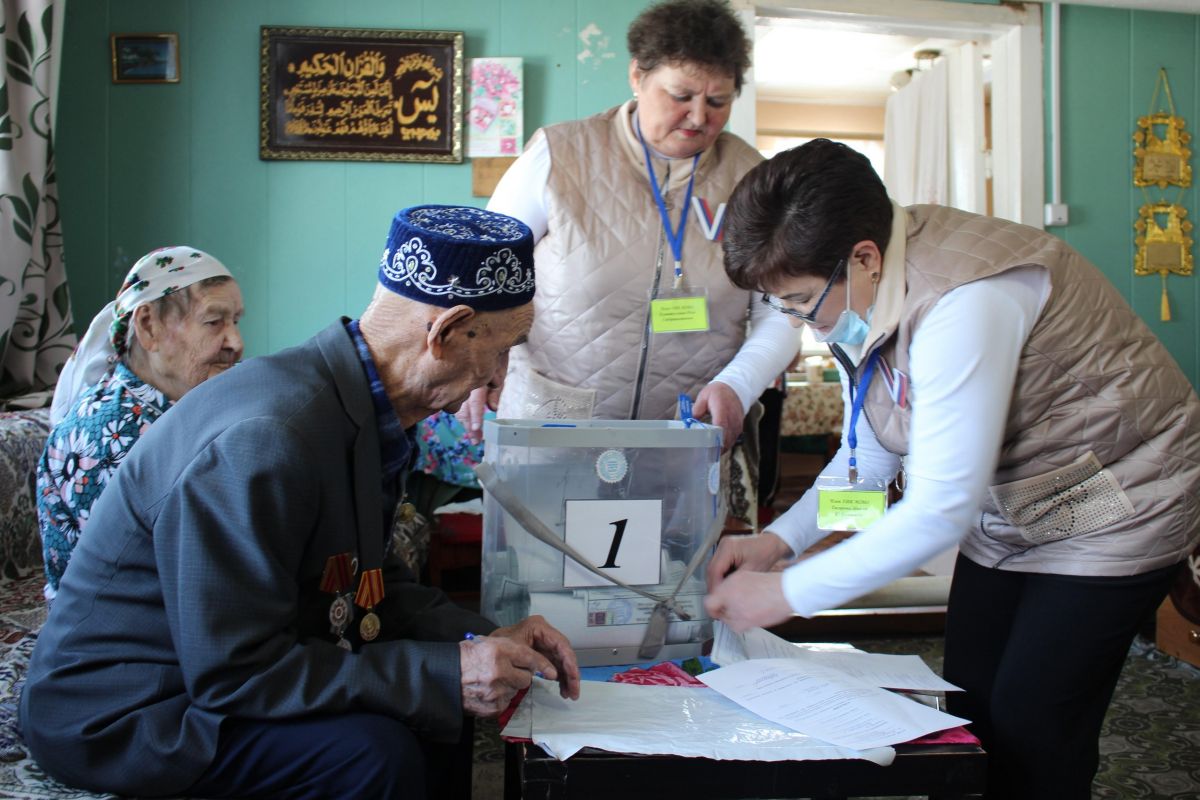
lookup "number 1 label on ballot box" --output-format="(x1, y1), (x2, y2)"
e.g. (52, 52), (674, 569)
(815, 476), (888, 532)
(563, 499), (663, 588)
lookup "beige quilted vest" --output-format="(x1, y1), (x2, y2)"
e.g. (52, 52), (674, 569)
(498, 101), (764, 421)
(856, 205), (1200, 576)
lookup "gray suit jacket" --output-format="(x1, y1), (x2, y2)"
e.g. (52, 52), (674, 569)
(19, 321), (495, 796)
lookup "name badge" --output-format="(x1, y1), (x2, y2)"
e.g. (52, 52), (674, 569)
(650, 294), (709, 333)
(815, 475), (889, 531)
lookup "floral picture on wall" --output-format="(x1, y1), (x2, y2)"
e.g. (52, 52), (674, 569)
(467, 57), (522, 157)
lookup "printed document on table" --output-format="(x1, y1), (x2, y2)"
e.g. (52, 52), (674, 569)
(505, 676), (896, 764)
(712, 623), (961, 693)
(698, 657), (968, 751)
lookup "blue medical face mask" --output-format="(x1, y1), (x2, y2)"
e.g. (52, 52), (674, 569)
(815, 264), (874, 346)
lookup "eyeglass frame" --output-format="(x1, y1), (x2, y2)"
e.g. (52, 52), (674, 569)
(760, 258), (846, 322)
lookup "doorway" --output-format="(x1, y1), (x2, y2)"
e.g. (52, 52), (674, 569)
(730, 0), (1044, 228)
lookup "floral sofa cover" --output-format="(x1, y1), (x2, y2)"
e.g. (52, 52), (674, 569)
(0, 408), (118, 798)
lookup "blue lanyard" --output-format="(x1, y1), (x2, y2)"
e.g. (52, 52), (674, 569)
(846, 350), (881, 482)
(637, 118), (699, 287)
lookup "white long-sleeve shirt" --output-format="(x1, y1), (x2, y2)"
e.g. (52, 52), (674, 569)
(768, 266), (1050, 617)
(487, 131), (799, 414)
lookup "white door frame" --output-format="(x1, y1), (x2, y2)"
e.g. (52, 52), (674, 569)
(731, 0), (1045, 229)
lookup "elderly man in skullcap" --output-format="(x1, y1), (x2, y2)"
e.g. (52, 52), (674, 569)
(21, 207), (580, 800)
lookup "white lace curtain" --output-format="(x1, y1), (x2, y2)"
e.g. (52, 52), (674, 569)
(0, 0), (74, 403)
(883, 43), (986, 214)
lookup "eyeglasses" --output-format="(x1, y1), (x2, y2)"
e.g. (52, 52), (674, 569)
(761, 259), (846, 322)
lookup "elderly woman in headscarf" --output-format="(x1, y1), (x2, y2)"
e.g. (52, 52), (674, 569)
(36, 246), (244, 602)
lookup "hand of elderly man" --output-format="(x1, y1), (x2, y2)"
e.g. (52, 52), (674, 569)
(493, 615), (581, 700)
(459, 616), (580, 717)
(692, 381), (743, 452)
(456, 385), (498, 445)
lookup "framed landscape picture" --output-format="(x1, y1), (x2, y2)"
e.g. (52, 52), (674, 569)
(111, 34), (180, 84)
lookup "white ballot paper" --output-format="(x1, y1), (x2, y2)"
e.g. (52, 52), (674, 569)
(503, 676), (896, 765)
(698, 658), (969, 751)
(712, 623), (963, 693)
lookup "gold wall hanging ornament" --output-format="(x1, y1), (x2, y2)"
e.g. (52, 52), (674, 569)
(1134, 196), (1193, 322)
(1133, 68), (1192, 189)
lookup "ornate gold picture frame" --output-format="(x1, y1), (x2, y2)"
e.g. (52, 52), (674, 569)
(1135, 202), (1194, 277)
(1133, 113), (1192, 189)
(1134, 201), (1194, 321)
(1133, 69), (1192, 189)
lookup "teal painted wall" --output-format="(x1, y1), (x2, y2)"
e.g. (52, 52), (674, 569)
(58, 0), (642, 357)
(1046, 4), (1200, 387)
(56, 1), (1200, 386)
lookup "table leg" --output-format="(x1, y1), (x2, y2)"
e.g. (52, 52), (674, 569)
(504, 742), (523, 800)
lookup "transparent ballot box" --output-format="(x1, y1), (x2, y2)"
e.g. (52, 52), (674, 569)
(479, 419), (723, 666)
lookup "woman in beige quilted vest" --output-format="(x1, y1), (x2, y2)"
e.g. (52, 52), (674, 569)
(705, 139), (1200, 799)
(460, 0), (798, 470)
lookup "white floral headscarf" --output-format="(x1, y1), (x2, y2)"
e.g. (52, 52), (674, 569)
(49, 246), (233, 425)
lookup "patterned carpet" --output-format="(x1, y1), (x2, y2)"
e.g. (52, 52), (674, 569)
(0, 576), (107, 799)
(473, 632), (1200, 800)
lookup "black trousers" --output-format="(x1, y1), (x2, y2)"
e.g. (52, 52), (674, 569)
(943, 553), (1177, 800)
(187, 712), (473, 800)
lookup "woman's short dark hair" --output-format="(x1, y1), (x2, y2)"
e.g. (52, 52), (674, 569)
(627, 0), (752, 92)
(722, 139), (893, 291)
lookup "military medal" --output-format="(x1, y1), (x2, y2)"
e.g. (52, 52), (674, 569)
(328, 594), (351, 630)
(359, 611), (381, 641)
(398, 501), (416, 523)
(321, 552), (357, 647)
(330, 595), (355, 650)
(355, 567), (386, 642)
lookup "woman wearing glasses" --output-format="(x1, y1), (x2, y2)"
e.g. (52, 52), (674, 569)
(705, 138), (1200, 800)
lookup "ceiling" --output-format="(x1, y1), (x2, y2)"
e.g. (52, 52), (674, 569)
(753, 19), (973, 107)
(753, 0), (1200, 107)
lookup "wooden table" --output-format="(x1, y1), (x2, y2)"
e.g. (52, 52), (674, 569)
(507, 740), (986, 799)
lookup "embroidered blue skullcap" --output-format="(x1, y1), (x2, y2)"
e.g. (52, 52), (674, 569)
(378, 205), (535, 311)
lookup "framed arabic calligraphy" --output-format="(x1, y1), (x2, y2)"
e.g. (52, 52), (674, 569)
(259, 26), (463, 163)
